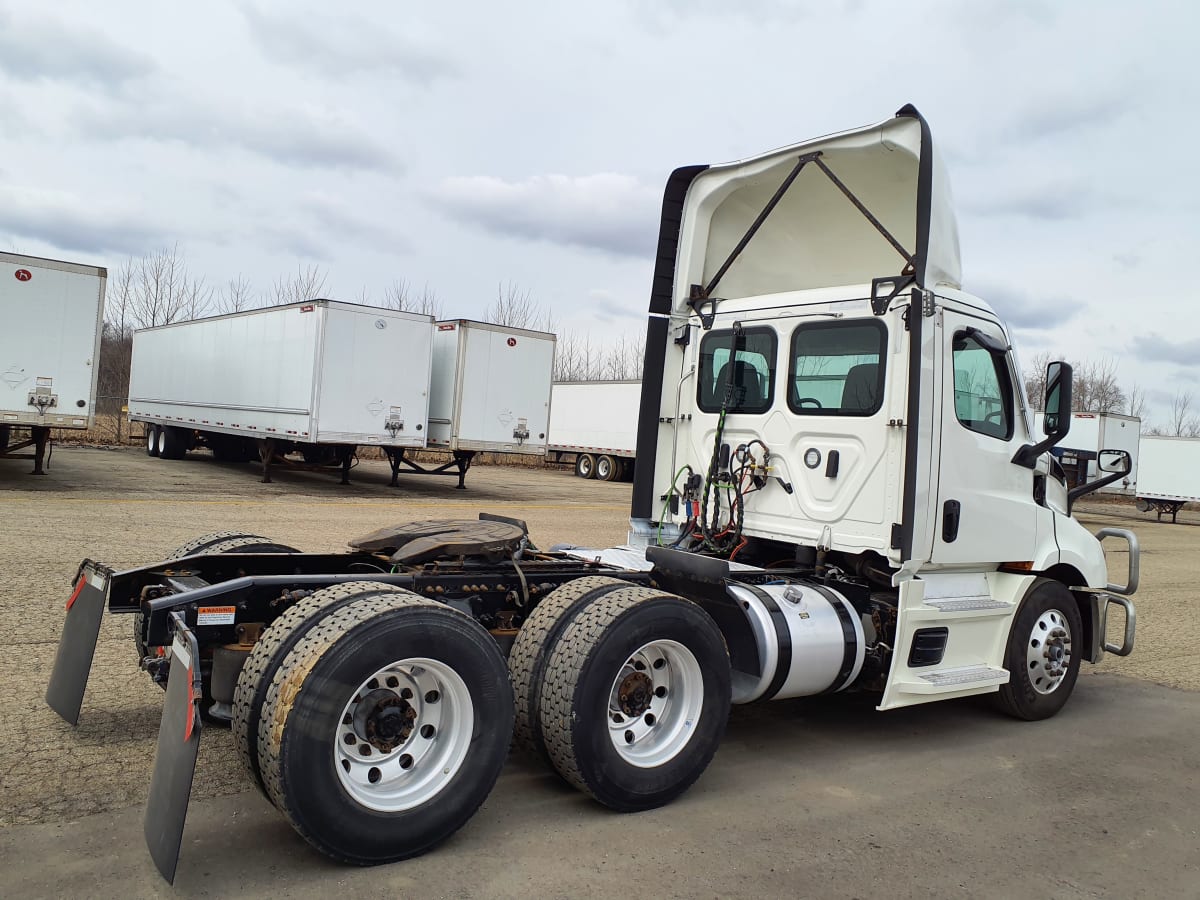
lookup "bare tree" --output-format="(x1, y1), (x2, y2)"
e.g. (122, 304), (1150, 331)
(1023, 353), (1127, 414)
(381, 278), (443, 318)
(215, 274), (258, 314)
(486, 281), (542, 329)
(1167, 390), (1200, 437)
(1126, 384), (1147, 424)
(1022, 351), (1052, 406)
(115, 245), (213, 328)
(272, 264), (328, 305)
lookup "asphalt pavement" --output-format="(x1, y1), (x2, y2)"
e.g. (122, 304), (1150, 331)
(2, 674), (1196, 900)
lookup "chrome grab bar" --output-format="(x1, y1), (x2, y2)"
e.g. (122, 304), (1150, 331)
(1095, 527), (1139, 595)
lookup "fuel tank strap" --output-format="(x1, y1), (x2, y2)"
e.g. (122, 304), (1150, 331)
(741, 584), (792, 701)
(810, 583), (859, 694)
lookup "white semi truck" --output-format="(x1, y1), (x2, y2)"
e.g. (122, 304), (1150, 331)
(547, 380), (640, 480)
(1135, 435), (1200, 522)
(0, 252), (107, 474)
(47, 105), (1138, 884)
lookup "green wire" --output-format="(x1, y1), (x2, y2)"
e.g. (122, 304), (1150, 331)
(657, 465), (693, 546)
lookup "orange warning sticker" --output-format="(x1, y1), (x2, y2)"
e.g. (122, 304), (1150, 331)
(197, 606), (236, 626)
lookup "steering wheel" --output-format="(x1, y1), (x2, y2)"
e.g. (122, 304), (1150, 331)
(984, 411), (1002, 423)
(794, 397), (823, 409)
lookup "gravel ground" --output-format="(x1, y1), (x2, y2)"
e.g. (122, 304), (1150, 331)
(0, 446), (1195, 829)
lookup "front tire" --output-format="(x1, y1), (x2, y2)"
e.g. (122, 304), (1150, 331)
(538, 586), (731, 812)
(258, 592), (514, 865)
(994, 579), (1082, 721)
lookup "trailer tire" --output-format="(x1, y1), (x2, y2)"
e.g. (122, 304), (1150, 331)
(595, 454), (619, 482)
(994, 579), (1082, 721)
(233, 581), (407, 802)
(157, 425), (187, 460)
(575, 453), (596, 479)
(145, 425), (160, 457)
(258, 591), (513, 865)
(539, 586), (731, 812)
(509, 575), (630, 766)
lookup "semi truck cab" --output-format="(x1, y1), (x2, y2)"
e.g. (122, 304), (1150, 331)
(630, 104), (1136, 710)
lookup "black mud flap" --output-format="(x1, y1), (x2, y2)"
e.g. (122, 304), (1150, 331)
(45, 562), (109, 725)
(144, 613), (202, 884)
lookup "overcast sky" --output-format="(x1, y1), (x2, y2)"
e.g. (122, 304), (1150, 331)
(1, 1), (1196, 427)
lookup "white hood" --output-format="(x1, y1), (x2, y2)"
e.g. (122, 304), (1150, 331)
(672, 105), (961, 312)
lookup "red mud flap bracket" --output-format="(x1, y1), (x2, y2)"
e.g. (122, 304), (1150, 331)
(144, 612), (203, 884)
(45, 561), (110, 725)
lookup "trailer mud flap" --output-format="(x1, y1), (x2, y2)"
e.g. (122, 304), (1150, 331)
(144, 614), (202, 884)
(45, 563), (109, 725)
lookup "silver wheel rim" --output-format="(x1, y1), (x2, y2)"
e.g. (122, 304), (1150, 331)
(579, 456), (593, 477)
(597, 457), (611, 479)
(607, 639), (703, 768)
(333, 657), (474, 812)
(147, 429), (156, 453)
(1026, 608), (1073, 695)
(156, 428), (166, 455)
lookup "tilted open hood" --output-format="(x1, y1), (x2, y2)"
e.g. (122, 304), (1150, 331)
(665, 105), (960, 316)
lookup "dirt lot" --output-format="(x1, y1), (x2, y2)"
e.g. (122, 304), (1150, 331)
(0, 444), (1196, 836)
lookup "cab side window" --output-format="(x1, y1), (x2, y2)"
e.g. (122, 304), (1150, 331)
(697, 327), (776, 414)
(952, 331), (1013, 440)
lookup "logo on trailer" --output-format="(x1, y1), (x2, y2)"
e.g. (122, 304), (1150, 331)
(438, 323), (456, 331)
(507, 337), (517, 347)
(14, 269), (32, 282)
(375, 319), (387, 330)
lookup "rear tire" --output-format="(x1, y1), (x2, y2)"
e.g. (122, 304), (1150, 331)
(134, 532), (300, 724)
(539, 586), (731, 812)
(595, 455), (619, 482)
(233, 581), (406, 803)
(157, 425), (187, 460)
(146, 425), (160, 457)
(575, 453), (596, 479)
(258, 591), (513, 865)
(994, 579), (1082, 721)
(508, 576), (630, 767)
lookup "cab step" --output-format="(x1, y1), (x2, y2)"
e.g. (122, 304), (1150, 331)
(895, 664), (1010, 695)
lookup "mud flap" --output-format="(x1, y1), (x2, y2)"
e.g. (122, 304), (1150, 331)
(144, 613), (202, 884)
(45, 562), (109, 725)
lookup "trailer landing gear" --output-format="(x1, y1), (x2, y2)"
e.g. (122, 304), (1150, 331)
(384, 448), (476, 489)
(0, 425), (51, 474)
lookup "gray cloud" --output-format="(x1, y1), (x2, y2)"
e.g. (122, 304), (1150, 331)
(240, 6), (456, 84)
(0, 186), (162, 256)
(79, 95), (398, 172)
(429, 173), (659, 257)
(0, 11), (154, 89)
(965, 280), (1080, 331)
(1128, 334), (1200, 367)
(960, 177), (1114, 221)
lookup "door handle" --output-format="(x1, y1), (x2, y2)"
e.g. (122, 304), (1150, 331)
(942, 499), (961, 543)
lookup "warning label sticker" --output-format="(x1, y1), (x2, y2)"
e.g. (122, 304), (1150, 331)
(197, 606), (237, 626)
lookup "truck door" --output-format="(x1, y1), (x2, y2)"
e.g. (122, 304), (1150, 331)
(931, 312), (1038, 564)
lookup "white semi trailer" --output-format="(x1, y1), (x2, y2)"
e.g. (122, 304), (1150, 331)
(547, 380), (640, 480)
(0, 252), (107, 474)
(48, 105), (1138, 884)
(1033, 411), (1140, 493)
(1135, 435), (1200, 522)
(427, 320), (556, 468)
(128, 300), (442, 485)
